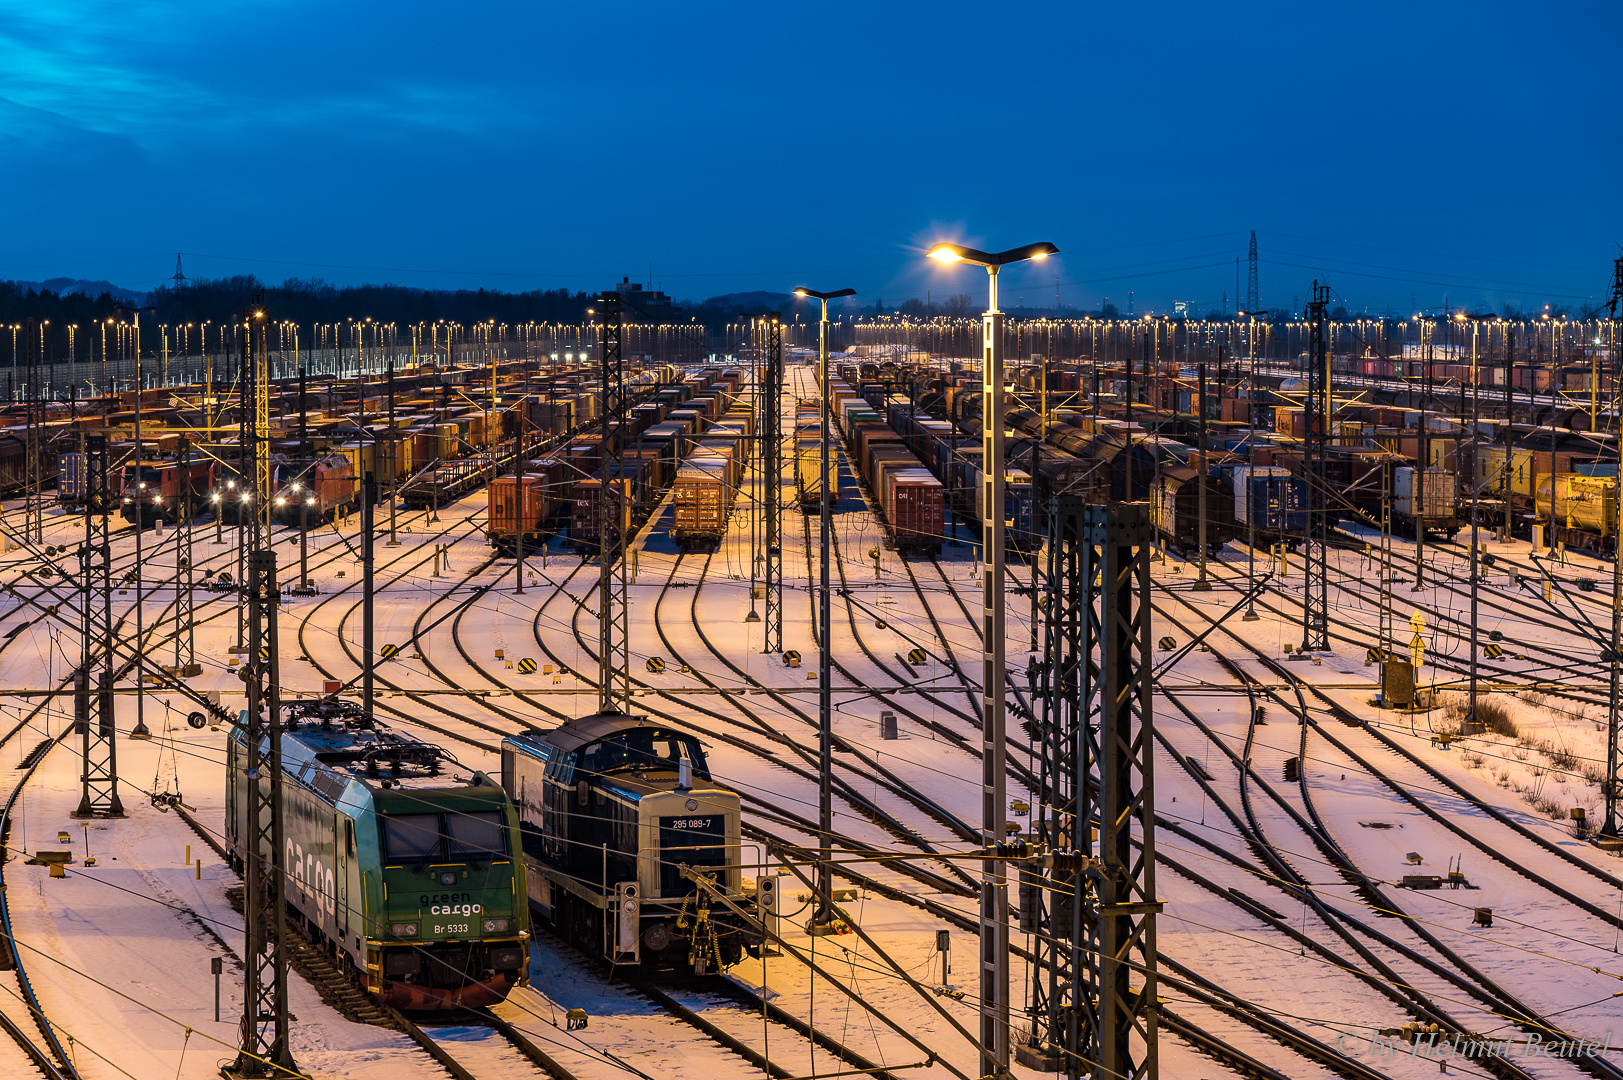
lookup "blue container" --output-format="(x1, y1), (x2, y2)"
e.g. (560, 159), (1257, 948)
(57, 452), (89, 504)
(1239, 471), (1307, 532)
(1005, 480), (1036, 541)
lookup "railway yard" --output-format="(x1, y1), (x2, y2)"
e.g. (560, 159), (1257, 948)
(0, 327), (1621, 1080)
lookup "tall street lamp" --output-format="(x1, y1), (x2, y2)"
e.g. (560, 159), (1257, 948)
(926, 239), (1057, 1080)
(1237, 311), (1265, 621)
(792, 286), (855, 935)
(1456, 312), (1492, 735)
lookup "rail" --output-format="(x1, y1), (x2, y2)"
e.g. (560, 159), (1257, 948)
(0, 730), (79, 1080)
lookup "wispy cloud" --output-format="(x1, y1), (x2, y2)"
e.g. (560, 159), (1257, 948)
(0, 2), (540, 144)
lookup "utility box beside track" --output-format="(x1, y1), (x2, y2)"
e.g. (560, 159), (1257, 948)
(1381, 660), (1416, 709)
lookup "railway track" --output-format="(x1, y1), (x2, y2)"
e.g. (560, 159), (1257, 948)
(1154, 581), (1623, 1077)
(38, 346), (1623, 1080)
(277, 486), (949, 1080)
(0, 529), (264, 1080)
(779, 367), (1420, 1079)
(775, 493), (1623, 1071)
(1185, 543), (1618, 729)
(794, 379), (1460, 1075)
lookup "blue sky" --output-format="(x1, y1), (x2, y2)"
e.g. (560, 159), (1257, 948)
(2, 1), (1619, 314)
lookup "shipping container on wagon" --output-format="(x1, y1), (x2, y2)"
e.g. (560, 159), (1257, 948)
(795, 435), (834, 507)
(570, 474), (637, 549)
(1393, 466), (1459, 537)
(881, 470), (945, 552)
(1228, 466), (1308, 537)
(671, 465), (738, 547)
(970, 467), (1037, 551)
(486, 462), (564, 554)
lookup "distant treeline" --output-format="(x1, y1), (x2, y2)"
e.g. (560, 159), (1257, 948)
(152, 276), (594, 327)
(0, 276), (598, 362)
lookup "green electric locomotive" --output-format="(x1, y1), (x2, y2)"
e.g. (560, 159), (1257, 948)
(226, 700), (530, 1010)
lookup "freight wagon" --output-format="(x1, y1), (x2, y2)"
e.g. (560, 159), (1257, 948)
(970, 466), (1038, 552)
(485, 460), (568, 555)
(1228, 465), (1308, 548)
(1152, 465), (1239, 556)
(1393, 466), (1460, 539)
(671, 459), (739, 549)
(0, 429), (63, 497)
(570, 463), (644, 552)
(400, 454), (503, 509)
(881, 468), (946, 553)
(792, 435), (830, 509)
(1536, 473), (1618, 553)
(828, 376), (946, 552)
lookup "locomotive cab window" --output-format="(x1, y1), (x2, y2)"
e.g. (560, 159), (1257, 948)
(579, 730), (710, 780)
(448, 811), (506, 860)
(380, 810), (509, 863)
(382, 814), (441, 862)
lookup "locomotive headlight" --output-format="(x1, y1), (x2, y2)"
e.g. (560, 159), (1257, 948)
(483, 918), (510, 933)
(275, 498), (285, 506)
(390, 922), (417, 937)
(306, 497), (315, 505)
(440, 872), (458, 885)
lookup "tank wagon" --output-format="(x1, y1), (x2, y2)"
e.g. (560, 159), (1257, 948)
(1536, 472), (1618, 553)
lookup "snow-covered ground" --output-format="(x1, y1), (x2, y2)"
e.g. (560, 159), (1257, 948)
(0, 365), (1618, 1078)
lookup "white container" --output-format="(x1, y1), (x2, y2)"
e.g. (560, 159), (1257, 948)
(1394, 466), (1456, 519)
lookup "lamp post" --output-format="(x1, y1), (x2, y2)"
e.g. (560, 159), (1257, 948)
(1457, 312), (1491, 730)
(117, 305), (157, 739)
(792, 286), (855, 936)
(1237, 311), (1263, 620)
(927, 239), (1058, 1080)
(1412, 313), (1435, 590)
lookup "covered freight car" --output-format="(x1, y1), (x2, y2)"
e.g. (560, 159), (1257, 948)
(1152, 465), (1238, 556)
(487, 460), (566, 555)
